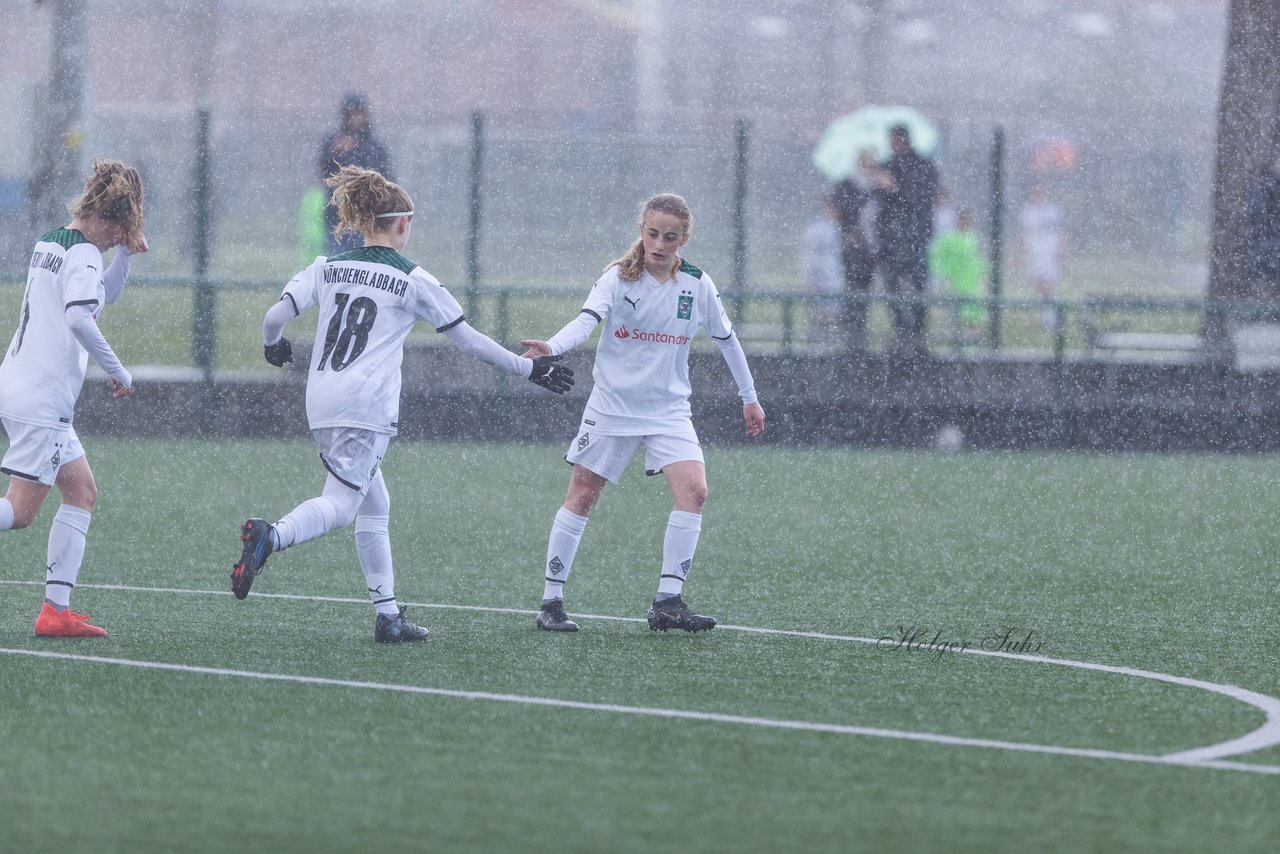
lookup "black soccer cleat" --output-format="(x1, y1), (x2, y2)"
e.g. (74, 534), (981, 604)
(535, 600), (579, 632)
(646, 595), (716, 633)
(231, 518), (274, 600)
(375, 606), (429, 643)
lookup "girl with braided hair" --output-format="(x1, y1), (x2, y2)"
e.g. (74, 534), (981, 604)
(0, 157), (148, 637)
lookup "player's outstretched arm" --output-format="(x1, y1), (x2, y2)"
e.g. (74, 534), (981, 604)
(520, 339), (552, 358)
(442, 321), (571, 394)
(523, 310), (600, 360)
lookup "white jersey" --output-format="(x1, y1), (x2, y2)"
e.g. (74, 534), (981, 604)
(579, 261), (734, 435)
(282, 247), (465, 435)
(0, 229), (107, 428)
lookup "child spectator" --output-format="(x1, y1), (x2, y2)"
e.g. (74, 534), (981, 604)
(929, 207), (987, 346)
(799, 198), (845, 351)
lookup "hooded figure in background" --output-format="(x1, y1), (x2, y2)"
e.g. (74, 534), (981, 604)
(318, 92), (394, 254)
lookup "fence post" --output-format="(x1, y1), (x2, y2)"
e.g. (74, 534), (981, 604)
(192, 108), (215, 385)
(1052, 301), (1069, 445)
(732, 118), (749, 323)
(987, 125), (1005, 348)
(466, 110), (485, 323)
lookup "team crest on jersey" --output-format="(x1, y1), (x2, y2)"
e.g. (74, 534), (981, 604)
(50, 444), (62, 470)
(677, 291), (693, 320)
(578, 432), (590, 451)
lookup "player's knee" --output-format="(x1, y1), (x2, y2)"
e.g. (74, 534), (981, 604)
(65, 482), (97, 513)
(686, 482), (708, 511)
(8, 509), (36, 529)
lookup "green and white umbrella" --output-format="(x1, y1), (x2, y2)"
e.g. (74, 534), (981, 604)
(812, 105), (939, 181)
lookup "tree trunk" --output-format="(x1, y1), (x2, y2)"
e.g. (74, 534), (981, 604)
(28, 0), (88, 232)
(1206, 0), (1280, 346)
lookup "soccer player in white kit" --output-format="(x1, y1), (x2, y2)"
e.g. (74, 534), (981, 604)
(230, 166), (572, 642)
(1019, 185), (1067, 332)
(521, 193), (765, 633)
(0, 159), (146, 637)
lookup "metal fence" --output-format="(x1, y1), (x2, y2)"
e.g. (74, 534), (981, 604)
(83, 274), (1273, 379)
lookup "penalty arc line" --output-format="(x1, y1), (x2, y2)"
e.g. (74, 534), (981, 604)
(2, 580), (1279, 771)
(2, 646), (1278, 777)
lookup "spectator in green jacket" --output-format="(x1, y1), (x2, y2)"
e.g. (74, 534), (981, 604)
(929, 207), (986, 346)
(298, 184), (328, 267)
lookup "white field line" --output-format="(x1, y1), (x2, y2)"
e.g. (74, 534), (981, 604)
(2, 580), (1279, 772)
(1, 646), (1277, 777)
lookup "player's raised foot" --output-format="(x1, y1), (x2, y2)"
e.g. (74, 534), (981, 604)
(34, 602), (107, 637)
(535, 600), (579, 632)
(231, 518), (274, 600)
(374, 606), (429, 643)
(646, 595), (716, 633)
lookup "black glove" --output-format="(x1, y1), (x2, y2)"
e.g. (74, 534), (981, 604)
(264, 338), (293, 367)
(528, 355), (574, 394)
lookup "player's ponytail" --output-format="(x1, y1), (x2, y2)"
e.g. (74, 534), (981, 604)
(326, 165), (413, 244)
(70, 158), (145, 253)
(606, 193), (693, 281)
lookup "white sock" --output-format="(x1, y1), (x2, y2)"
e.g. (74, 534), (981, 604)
(46, 505), (91, 608)
(0, 497), (13, 531)
(657, 510), (702, 598)
(355, 514), (398, 617)
(272, 476), (364, 551)
(273, 497), (339, 551)
(542, 507), (589, 603)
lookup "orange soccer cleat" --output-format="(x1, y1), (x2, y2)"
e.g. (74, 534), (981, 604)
(34, 602), (108, 637)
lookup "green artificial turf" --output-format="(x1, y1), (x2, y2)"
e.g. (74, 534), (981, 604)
(1, 440), (1278, 853)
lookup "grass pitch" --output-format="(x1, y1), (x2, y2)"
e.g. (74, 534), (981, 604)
(2, 439), (1278, 853)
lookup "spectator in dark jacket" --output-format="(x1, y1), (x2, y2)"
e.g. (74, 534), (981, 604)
(318, 93), (393, 255)
(1246, 153), (1280, 297)
(831, 148), (885, 351)
(877, 124), (939, 356)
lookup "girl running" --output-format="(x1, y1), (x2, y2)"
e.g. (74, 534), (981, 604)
(231, 165), (572, 642)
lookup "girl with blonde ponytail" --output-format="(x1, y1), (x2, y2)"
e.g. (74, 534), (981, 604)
(230, 166), (573, 643)
(0, 157), (149, 637)
(521, 192), (765, 634)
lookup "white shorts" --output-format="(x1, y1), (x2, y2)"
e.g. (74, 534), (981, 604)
(1, 418), (85, 487)
(1028, 252), (1061, 285)
(565, 425), (703, 485)
(312, 427), (390, 494)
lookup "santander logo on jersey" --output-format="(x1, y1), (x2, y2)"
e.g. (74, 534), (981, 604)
(613, 324), (689, 346)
